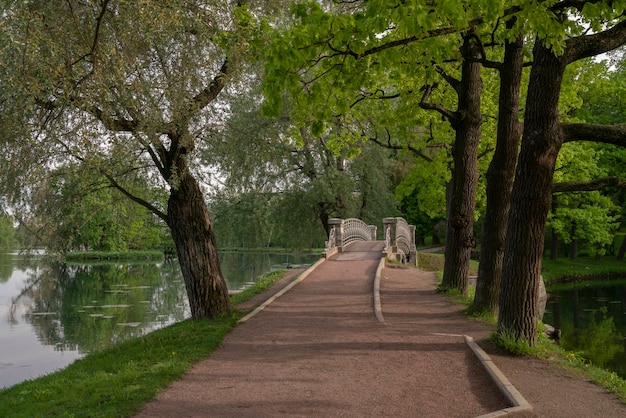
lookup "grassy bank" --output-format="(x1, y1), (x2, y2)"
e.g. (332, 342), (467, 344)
(0, 270), (287, 418)
(541, 256), (626, 285)
(415, 250), (626, 402)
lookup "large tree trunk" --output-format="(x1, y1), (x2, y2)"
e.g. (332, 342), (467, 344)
(618, 234), (626, 260)
(570, 223), (579, 260)
(441, 34), (483, 295)
(167, 170), (231, 319)
(498, 39), (566, 345)
(473, 32), (524, 315)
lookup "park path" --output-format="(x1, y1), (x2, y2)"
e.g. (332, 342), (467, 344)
(136, 241), (626, 417)
(136, 241), (507, 417)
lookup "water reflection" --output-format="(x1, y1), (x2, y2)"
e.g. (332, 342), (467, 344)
(0, 251), (318, 389)
(26, 263), (189, 353)
(544, 281), (626, 379)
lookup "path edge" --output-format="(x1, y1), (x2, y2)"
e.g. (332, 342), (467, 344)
(237, 257), (327, 324)
(466, 335), (534, 417)
(374, 256), (386, 324)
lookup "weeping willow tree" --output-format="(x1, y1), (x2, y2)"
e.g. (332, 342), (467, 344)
(0, 0), (285, 319)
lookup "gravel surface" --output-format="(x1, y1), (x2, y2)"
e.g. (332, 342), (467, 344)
(136, 242), (626, 417)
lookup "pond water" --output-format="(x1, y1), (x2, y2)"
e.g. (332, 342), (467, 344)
(543, 280), (626, 379)
(0, 251), (319, 389)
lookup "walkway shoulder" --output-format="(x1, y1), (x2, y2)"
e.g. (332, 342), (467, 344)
(373, 256), (386, 324)
(465, 335), (533, 417)
(238, 258), (326, 324)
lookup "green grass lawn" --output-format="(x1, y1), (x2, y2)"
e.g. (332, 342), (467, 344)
(0, 270), (286, 418)
(541, 255), (626, 284)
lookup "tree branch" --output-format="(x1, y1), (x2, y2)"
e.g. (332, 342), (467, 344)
(184, 59), (229, 118)
(419, 84), (458, 123)
(553, 176), (626, 193)
(101, 172), (168, 222)
(562, 123), (626, 146)
(367, 129), (433, 163)
(565, 18), (626, 64)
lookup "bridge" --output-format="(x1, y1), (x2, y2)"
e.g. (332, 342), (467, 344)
(325, 217), (417, 265)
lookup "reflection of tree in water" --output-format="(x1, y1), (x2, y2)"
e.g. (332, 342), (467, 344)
(564, 307), (624, 371)
(548, 283), (626, 379)
(8, 268), (42, 326)
(14, 261), (188, 354)
(0, 251), (42, 283)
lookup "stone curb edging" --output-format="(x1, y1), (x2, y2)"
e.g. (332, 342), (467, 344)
(376, 260), (532, 417)
(466, 335), (534, 417)
(237, 257), (327, 324)
(239, 256), (533, 418)
(374, 256), (386, 324)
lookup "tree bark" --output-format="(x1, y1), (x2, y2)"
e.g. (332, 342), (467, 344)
(553, 176), (626, 192)
(167, 169), (232, 319)
(618, 235), (626, 260)
(570, 223), (578, 260)
(440, 33), (483, 295)
(498, 38), (566, 345)
(473, 31), (524, 315)
(498, 19), (626, 345)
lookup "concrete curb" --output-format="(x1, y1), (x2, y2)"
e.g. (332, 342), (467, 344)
(237, 257), (326, 324)
(373, 256), (386, 324)
(239, 256), (533, 418)
(465, 335), (534, 417)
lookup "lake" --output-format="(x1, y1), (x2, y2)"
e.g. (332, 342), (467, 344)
(0, 251), (319, 389)
(543, 280), (626, 379)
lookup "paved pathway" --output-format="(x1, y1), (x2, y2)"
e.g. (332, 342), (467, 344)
(137, 241), (509, 417)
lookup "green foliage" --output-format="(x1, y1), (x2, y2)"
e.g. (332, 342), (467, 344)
(0, 214), (16, 250)
(550, 141), (621, 256)
(395, 153), (451, 220)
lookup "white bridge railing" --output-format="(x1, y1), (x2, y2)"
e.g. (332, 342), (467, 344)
(383, 217), (417, 265)
(325, 218), (377, 256)
(324, 216), (416, 265)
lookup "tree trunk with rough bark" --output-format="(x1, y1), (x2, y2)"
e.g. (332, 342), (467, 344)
(618, 236), (626, 260)
(473, 32), (523, 315)
(498, 39), (567, 345)
(498, 39), (566, 345)
(498, 18), (626, 345)
(167, 170), (231, 319)
(440, 34), (483, 295)
(570, 223), (579, 260)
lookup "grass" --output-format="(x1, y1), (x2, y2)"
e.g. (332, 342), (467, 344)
(489, 329), (626, 403)
(541, 255), (626, 284)
(420, 250), (626, 402)
(0, 269), (288, 418)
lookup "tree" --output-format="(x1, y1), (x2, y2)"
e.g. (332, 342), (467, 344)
(207, 87), (399, 246)
(263, 0), (507, 294)
(498, 5), (626, 345)
(0, 0), (277, 318)
(472, 20), (525, 315)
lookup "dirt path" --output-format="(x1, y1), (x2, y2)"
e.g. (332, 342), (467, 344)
(136, 243), (626, 417)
